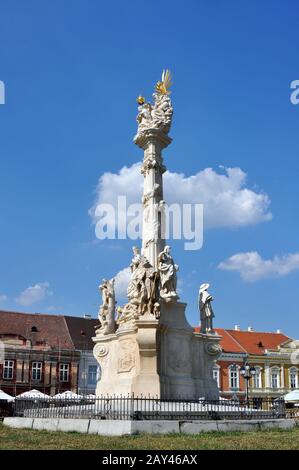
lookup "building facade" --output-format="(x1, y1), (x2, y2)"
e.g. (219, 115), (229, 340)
(2, 310), (298, 400)
(209, 327), (299, 400)
(0, 310), (100, 396)
(63, 315), (101, 395)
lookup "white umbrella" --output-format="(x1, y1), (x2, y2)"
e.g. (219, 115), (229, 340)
(0, 389), (15, 402)
(53, 390), (83, 399)
(17, 389), (49, 399)
(283, 390), (299, 402)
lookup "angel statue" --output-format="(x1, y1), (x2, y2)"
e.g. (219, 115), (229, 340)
(136, 70), (174, 138)
(198, 283), (215, 334)
(158, 245), (179, 301)
(97, 278), (116, 335)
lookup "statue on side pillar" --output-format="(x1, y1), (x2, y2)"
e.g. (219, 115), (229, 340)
(198, 283), (215, 334)
(158, 245), (179, 301)
(97, 278), (116, 335)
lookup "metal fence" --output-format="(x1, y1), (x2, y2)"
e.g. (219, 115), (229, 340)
(13, 396), (287, 421)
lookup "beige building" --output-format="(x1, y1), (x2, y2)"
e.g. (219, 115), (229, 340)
(202, 326), (299, 400)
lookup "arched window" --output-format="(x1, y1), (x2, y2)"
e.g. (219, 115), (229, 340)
(270, 367), (280, 389)
(252, 366), (262, 389)
(229, 364), (240, 390)
(289, 367), (298, 389)
(212, 364), (220, 389)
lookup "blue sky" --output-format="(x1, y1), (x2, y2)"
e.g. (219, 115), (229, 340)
(0, 0), (299, 337)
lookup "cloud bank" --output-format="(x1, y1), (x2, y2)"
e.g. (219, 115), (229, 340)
(89, 163), (272, 230)
(218, 251), (299, 282)
(16, 282), (53, 306)
(114, 267), (131, 300)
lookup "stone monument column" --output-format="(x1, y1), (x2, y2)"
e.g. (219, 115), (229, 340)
(93, 70), (222, 400)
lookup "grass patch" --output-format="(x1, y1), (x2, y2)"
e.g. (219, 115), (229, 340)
(1, 423), (299, 450)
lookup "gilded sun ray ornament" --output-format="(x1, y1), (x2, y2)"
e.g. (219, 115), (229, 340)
(155, 69), (173, 95)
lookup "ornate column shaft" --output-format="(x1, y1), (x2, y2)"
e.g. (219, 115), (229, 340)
(135, 129), (171, 269)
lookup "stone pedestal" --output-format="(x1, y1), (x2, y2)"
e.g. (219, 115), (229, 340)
(93, 303), (221, 399)
(93, 315), (160, 397)
(158, 301), (221, 399)
(158, 301), (195, 399)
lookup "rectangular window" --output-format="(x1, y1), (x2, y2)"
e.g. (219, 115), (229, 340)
(59, 363), (69, 382)
(290, 371), (298, 389)
(32, 362), (42, 381)
(229, 370), (239, 389)
(3, 360), (14, 379)
(88, 365), (98, 386)
(213, 368), (220, 388)
(253, 371), (261, 388)
(271, 372), (279, 389)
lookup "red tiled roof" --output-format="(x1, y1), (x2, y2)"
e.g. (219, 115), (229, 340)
(195, 326), (290, 355)
(214, 328), (247, 353)
(224, 329), (290, 355)
(0, 310), (99, 351)
(0, 310), (74, 350)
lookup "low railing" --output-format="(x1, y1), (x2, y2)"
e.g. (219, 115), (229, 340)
(13, 396), (287, 421)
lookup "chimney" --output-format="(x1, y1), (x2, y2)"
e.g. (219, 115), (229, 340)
(276, 329), (281, 334)
(247, 326), (254, 332)
(83, 314), (92, 319)
(234, 325), (240, 331)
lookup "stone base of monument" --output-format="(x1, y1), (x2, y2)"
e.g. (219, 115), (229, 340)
(93, 300), (221, 400)
(158, 301), (221, 400)
(93, 315), (161, 397)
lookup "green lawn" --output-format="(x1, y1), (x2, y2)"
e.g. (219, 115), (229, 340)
(1, 423), (299, 450)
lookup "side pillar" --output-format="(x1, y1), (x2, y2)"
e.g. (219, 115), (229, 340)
(93, 316), (160, 397)
(158, 301), (197, 399)
(158, 300), (222, 400)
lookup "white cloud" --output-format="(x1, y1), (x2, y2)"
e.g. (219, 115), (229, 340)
(0, 294), (7, 303)
(89, 163), (271, 230)
(114, 267), (131, 300)
(218, 251), (299, 282)
(16, 282), (53, 306)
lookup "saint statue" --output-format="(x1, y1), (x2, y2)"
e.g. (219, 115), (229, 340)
(97, 278), (116, 335)
(198, 283), (215, 334)
(158, 245), (179, 301)
(119, 246), (159, 318)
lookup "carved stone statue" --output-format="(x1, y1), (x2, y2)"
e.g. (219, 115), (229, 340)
(198, 283), (215, 334)
(158, 245), (179, 301)
(97, 278), (116, 335)
(136, 70), (173, 138)
(117, 247), (159, 324)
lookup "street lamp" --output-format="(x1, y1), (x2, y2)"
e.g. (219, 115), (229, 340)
(240, 362), (256, 403)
